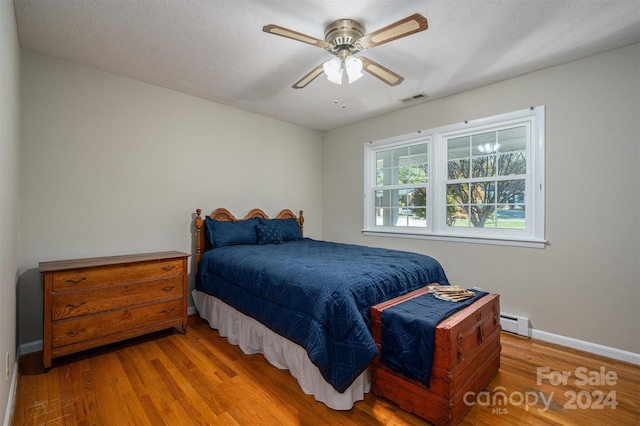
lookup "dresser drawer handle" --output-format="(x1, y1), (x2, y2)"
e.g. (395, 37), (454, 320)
(66, 328), (86, 337)
(66, 277), (87, 284)
(161, 308), (175, 315)
(161, 265), (176, 272)
(161, 286), (175, 292)
(65, 301), (86, 309)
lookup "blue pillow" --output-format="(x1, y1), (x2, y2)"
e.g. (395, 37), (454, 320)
(257, 218), (302, 241)
(256, 223), (283, 245)
(205, 217), (259, 248)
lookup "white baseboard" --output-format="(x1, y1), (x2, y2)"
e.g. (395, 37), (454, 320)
(17, 340), (42, 357)
(3, 361), (18, 426)
(499, 310), (639, 365)
(530, 329), (640, 366)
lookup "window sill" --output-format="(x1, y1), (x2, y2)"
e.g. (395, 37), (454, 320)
(361, 229), (547, 249)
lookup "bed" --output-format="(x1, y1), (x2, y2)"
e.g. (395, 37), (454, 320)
(192, 208), (499, 413)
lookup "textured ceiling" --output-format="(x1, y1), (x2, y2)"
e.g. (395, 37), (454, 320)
(14, 0), (640, 131)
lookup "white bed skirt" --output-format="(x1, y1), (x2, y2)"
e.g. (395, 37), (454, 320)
(191, 290), (371, 410)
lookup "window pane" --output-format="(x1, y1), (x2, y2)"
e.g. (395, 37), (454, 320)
(469, 205), (496, 228)
(497, 180), (525, 204)
(411, 207), (426, 220)
(472, 132), (498, 155)
(496, 206), (526, 229)
(497, 126), (526, 176)
(410, 143), (428, 160)
(448, 136), (469, 159)
(377, 144), (429, 186)
(471, 155), (496, 178)
(376, 150), (391, 167)
(471, 181), (495, 204)
(408, 144), (428, 184)
(375, 208), (393, 226)
(498, 151), (526, 176)
(403, 164), (427, 184)
(447, 183), (469, 204)
(398, 188), (411, 208)
(446, 204), (468, 227)
(376, 151), (392, 185)
(375, 190), (390, 207)
(397, 165), (409, 184)
(374, 188), (427, 227)
(448, 158), (469, 179)
(498, 127), (526, 152)
(407, 188), (426, 211)
(448, 136), (473, 179)
(392, 147), (409, 167)
(376, 166), (392, 185)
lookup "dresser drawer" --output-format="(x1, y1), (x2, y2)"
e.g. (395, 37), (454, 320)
(52, 298), (183, 348)
(52, 259), (183, 292)
(51, 276), (183, 320)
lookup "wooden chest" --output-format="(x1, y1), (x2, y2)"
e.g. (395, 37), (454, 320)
(40, 251), (189, 370)
(370, 288), (501, 426)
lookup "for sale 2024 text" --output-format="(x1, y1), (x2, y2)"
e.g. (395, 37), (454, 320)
(537, 366), (618, 410)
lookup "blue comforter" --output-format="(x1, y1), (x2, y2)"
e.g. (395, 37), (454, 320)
(196, 238), (449, 393)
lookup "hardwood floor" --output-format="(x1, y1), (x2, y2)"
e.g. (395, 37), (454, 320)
(12, 315), (639, 425)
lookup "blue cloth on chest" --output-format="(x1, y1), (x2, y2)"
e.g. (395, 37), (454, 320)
(380, 290), (488, 387)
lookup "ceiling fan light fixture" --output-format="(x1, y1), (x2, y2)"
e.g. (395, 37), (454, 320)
(264, 14), (428, 88)
(345, 56), (363, 83)
(323, 57), (343, 84)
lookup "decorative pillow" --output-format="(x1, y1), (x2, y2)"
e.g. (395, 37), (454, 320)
(256, 223), (283, 245)
(205, 217), (259, 248)
(257, 218), (302, 241)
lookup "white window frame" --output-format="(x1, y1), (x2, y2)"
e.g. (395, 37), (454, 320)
(363, 106), (546, 248)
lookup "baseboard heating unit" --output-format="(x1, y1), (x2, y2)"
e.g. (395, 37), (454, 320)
(500, 313), (530, 337)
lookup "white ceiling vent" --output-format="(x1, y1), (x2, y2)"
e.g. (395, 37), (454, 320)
(401, 92), (428, 103)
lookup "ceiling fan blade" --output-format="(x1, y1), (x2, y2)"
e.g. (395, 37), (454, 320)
(359, 57), (404, 86)
(292, 63), (325, 89)
(263, 24), (332, 49)
(357, 13), (428, 50)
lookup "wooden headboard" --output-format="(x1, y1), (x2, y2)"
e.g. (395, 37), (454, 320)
(194, 208), (304, 267)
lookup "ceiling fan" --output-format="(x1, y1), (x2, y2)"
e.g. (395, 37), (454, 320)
(263, 13), (428, 89)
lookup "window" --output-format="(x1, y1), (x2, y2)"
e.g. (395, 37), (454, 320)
(375, 140), (429, 228)
(363, 106), (545, 248)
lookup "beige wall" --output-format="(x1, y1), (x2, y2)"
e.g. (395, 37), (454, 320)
(15, 41), (640, 357)
(0, 0), (20, 420)
(19, 50), (323, 345)
(323, 44), (640, 354)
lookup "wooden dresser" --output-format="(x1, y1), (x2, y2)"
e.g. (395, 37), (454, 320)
(40, 251), (190, 370)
